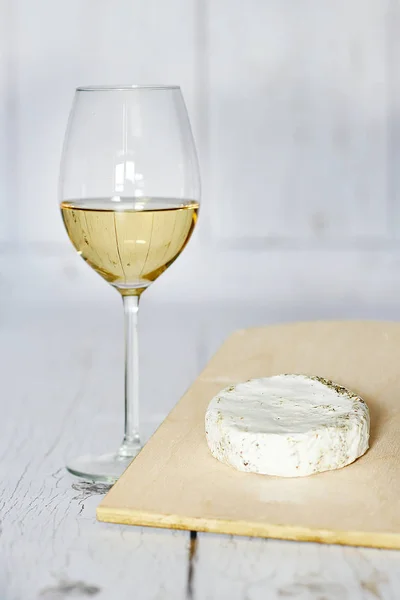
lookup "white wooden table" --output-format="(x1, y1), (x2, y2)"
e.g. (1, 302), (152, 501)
(2, 294), (400, 600)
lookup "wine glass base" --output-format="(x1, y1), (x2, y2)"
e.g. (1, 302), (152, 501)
(66, 451), (140, 484)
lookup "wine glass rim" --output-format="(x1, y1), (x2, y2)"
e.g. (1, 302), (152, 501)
(76, 84), (181, 92)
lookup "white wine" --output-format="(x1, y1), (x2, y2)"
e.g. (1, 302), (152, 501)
(61, 197), (199, 295)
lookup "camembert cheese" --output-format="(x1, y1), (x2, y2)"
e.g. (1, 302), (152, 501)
(205, 375), (370, 477)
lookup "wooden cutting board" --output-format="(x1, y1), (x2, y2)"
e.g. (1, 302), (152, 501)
(97, 321), (400, 549)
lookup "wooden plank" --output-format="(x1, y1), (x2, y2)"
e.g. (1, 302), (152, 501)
(99, 321), (400, 549)
(387, 0), (400, 237)
(0, 0), (15, 243)
(207, 0), (390, 242)
(194, 534), (400, 599)
(0, 307), (200, 599)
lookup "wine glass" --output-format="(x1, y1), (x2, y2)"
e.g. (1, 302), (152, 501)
(59, 85), (200, 483)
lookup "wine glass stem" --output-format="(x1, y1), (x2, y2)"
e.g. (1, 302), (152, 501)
(119, 294), (141, 457)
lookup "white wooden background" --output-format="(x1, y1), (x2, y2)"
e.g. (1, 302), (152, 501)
(2, 1), (400, 598)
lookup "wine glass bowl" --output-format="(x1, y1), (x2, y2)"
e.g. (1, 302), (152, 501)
(59, 85), (200, 482)
(60, 197), (199, 296)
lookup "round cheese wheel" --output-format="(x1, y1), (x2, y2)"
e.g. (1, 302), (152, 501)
(205, 374), (370, 477)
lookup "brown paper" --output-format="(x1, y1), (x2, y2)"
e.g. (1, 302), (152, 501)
(98, 321), (400, 548)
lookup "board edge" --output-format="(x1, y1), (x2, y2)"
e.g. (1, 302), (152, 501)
(96, 506), (400, 550)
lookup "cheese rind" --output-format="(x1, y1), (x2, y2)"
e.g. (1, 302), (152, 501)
(205, 375), (370, 477)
